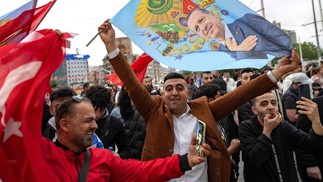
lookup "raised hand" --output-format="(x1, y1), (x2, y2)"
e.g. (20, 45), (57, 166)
(235, 35), (258, 51)
(271, 48), (300, 79)
(297, 97), (323, 135)
(98, 19), (117, 53)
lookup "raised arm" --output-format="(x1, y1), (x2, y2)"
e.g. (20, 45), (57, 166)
(98, 19), (158, 120)
(296, 97), (323, 135)
(209, 49), (300, 120)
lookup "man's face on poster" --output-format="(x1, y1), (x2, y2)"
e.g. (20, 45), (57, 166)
(187, 9), (225, 40)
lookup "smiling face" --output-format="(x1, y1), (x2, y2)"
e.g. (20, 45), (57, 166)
(187, 9), (225, 40)
(163, 78), (190, 117)
(252, 92), (278, 122)
(67, 101), (98, 151)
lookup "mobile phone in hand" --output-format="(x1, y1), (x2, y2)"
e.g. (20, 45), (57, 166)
(298, 84), (311, 100)
(196, 120), (206, 157)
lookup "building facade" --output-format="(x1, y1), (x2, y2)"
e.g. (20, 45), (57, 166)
(52, 54), (90, 87)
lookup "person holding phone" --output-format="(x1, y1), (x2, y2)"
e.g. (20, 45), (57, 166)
(239, 91), (323, 182)
(99, 19), (301, 182)
(297, 95), (323, 182)
(281, 72), (313, 125)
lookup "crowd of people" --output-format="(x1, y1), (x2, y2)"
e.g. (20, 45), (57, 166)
(16, 20), (323, 182)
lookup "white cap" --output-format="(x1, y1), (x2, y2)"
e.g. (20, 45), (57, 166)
(290, 72), (313, 84)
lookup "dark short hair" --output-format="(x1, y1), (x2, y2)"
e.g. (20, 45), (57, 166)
(50, 87), (76, 102)
(85, 86), (111, 110)
(192, 83), (220, 100)
(164, 72), (184, 83)
(250, 91), (274, 106)
(240, 68), (253, 75)
(118, 86), (134, 119)
(212, 78), (226, 90)
(250, 73), (260, 80)
(55, 97), (91, 130)
(201, 71), (212, 78)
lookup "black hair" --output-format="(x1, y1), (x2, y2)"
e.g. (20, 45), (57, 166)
(84, 86), (111, 110)
(118, 86), (135, 120)
(192, 83), (221, 100)
(240, 68), (253, 75)
(250, 73), (260, 80)
(50, 87), (77, 102)
(201, 71), (212, 77)
(250, 91), (274, 106)
(164, 72), (184, 82)
(211, 78), (227, 92)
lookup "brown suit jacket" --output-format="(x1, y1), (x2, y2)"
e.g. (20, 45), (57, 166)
(110, 53), (277, 182)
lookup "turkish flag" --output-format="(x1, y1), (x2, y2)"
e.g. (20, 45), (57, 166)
(182, 0), (199, 14)
(0, 1), (55, 46)
(108, 53), (153, 86)
(0, 29), (71, 181)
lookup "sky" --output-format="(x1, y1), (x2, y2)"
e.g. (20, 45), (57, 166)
(0, 0), (321, 66)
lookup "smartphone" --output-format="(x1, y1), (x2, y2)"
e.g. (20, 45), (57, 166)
(196, 120), (206, 157)
(298, 84), (312, 100)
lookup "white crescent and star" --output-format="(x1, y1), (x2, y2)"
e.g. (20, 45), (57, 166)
(188, 5), (194, 10)
(3, 117), (22, 143)
(0, 61), (42, 142)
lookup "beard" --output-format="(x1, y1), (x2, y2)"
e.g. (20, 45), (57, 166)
(72, 133), (93, 151)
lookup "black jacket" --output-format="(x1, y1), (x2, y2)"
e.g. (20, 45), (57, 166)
(95, 113), (130, 159)
(124, 109), (146, 160)
(239, 115), (323, 182)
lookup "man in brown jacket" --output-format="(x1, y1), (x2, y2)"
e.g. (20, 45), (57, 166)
(98, 19), (301, 182)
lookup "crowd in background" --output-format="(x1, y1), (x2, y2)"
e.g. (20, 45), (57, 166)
(40, 59), (323, 181)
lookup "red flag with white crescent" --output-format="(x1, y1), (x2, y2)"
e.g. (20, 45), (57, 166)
(0, 29), (72, 181)
(182, 0), (198, 14)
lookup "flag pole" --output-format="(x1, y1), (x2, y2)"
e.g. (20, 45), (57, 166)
(32, 0), (38, 9)
(86, 29), (103, 47)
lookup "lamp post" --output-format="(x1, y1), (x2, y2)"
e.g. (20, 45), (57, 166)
(312, 0), (322, 60)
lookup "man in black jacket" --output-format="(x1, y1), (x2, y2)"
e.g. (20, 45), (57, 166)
(111, 86), (146, 160)
(85, 85), (130, 159)
(297, 95), (323, 181)
(239, 91), (323, 182)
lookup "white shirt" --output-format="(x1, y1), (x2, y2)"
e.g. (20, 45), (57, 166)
(169, 105), (208, 182)
(224, 77), (236, 92)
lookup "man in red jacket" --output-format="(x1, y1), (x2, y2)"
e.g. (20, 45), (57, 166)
(40, 96), (210, 182)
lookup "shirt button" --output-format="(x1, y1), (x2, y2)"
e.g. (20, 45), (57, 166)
(169, 149), (173, 153)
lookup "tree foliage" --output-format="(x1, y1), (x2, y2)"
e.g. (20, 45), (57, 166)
(293, 41), (321, 60)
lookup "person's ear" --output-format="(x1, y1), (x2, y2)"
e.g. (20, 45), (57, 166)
(251, 105), (257, 115)
(49, 105), (55, 116)
(59, 118), (69, 132)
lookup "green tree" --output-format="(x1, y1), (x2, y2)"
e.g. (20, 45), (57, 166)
(294, 41), (321, 60)
(50, 80), (58, 89)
